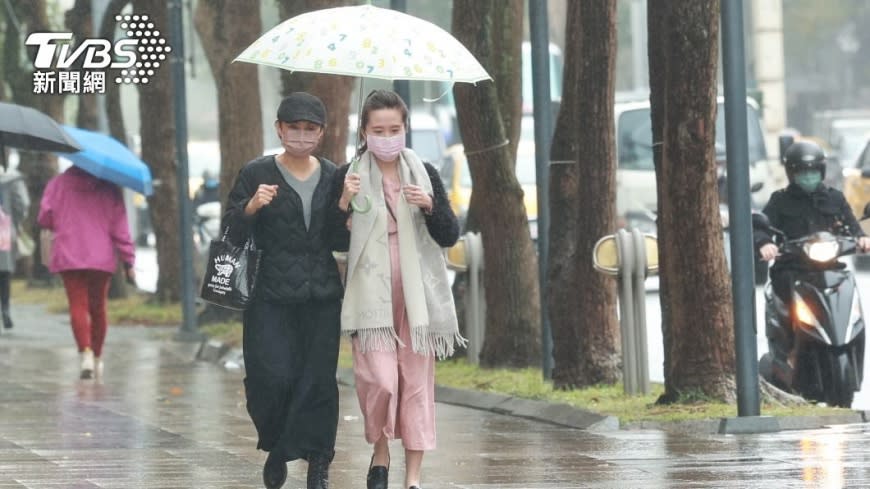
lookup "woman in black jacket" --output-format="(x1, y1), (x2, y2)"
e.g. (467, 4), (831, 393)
(222, 92), (348, 489)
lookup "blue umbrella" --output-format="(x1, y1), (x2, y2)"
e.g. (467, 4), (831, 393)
(60, 126), (153, 196)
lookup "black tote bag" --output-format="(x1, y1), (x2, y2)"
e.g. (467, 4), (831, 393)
(200, 231), (261, 310)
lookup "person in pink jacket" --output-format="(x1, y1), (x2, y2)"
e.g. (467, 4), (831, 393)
(38, 166), (136, 380)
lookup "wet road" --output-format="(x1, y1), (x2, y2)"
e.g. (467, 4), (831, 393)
(2, 304), (870, 488)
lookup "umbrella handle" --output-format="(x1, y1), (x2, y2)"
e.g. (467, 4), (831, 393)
(349, 157), (371, 213)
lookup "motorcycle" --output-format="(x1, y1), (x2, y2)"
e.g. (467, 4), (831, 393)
(755, 213), (865, 407)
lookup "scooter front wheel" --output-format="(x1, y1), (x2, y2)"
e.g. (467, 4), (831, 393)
(823, 351), (856, 408)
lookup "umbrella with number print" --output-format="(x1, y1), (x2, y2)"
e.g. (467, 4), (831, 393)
(235, 4), (491, 212)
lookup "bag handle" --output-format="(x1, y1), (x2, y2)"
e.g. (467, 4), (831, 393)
(221, 224), (257, 251)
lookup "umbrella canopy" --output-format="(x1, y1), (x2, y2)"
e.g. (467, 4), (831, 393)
(235, 4), (491, 83)
(0, 102), (81, 169)
(60, 126), (153, 196)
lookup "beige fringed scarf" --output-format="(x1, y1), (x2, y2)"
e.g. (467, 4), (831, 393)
(341, 149), (465, 359)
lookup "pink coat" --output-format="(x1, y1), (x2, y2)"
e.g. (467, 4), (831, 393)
(38, 166), (135, 274)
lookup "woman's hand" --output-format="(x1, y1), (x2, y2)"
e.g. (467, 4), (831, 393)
(245, 184), (279, 215)
(124, 263), (136, 286)
(402, 184), (433, 213)
(858, 236), (870, 253)
(340, 173), (361, 211)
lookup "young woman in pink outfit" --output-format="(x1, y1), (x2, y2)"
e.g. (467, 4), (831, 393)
(38, 166), (136, 379)
(337, 90), (464, 489)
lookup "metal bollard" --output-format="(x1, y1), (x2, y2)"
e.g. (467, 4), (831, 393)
(630, 228), (651, 394)
(616, 229), (638, 394)
(593, 229), (657, 395)
(465, 232), (485, 364)
(445, 232), (485, 364)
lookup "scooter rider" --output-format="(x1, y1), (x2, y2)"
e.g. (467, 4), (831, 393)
(755, 140), (870, 323)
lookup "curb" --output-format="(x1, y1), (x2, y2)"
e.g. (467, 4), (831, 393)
(622, 410), (869, 435)
(195, 339), (870, 435)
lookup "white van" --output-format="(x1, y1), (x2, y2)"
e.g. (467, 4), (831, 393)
(614, 93), (781, 224)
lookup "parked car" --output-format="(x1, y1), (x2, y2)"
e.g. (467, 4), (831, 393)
(841, 133), (870, 228)
(613, 93), (779, 226)
(812, 110), (870, 170)
(444, 140), (539, 240)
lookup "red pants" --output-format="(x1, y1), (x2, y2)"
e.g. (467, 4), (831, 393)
(61, 270), (112, 357)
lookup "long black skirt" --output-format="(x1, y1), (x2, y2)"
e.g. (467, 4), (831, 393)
(242, 298), (341, 462)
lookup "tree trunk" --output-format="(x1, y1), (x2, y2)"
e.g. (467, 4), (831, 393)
(99, 0), (132, 145)
(647, 0), (737, 403)
(192, 0), (263, 324)
(491, 0), (523, 161)
(453, 0), (540, 368)
(134, 0), (181, 302)
(193, 0), (264, 205)
(462, 0), (523, 233)
(65, 0), (99, 130)
(277, 0), (355, 166)
(548, 0), (620, 389)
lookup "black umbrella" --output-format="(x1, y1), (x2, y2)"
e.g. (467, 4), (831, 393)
(0, 102), (81, 170)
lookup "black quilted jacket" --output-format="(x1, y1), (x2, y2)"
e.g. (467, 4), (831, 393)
(223, 155), (349, 304)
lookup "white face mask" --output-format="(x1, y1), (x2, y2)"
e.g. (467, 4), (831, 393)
(280, 128), (320, 157)
(366, 132), (405, 162)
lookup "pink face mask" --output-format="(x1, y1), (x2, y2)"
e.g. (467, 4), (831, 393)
(366, 131), (405, 162)
(281, 128), (320, 157)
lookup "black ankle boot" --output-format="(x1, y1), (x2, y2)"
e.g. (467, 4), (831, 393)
(307, 454), (330, 489)
(366, 456), (388, 489)
(262, 452), (287, 489)
(2, 311), (12, 329)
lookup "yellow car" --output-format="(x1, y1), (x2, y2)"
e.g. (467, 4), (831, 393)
(842, 133), (870, 227)
(443, 141), (539, 239)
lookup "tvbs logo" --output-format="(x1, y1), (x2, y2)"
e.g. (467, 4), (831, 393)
(26, 33), (137, 70)
(25, 14), (170, 94)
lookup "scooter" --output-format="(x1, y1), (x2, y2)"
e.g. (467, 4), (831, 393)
(756, 213), (865, 407)
(193, 201), (222, 278)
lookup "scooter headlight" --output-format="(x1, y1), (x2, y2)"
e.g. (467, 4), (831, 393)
(802, 240), (840, 263)
(793, 294), (833, 344)
(794, 296), (820, 328)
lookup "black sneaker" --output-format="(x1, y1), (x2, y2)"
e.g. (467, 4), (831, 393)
(262, 452), (287, 489)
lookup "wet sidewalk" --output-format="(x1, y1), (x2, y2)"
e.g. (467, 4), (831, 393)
(2, 303), (870, 488)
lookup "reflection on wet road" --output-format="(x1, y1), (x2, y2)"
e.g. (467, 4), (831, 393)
(1, 304), (869, 487)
